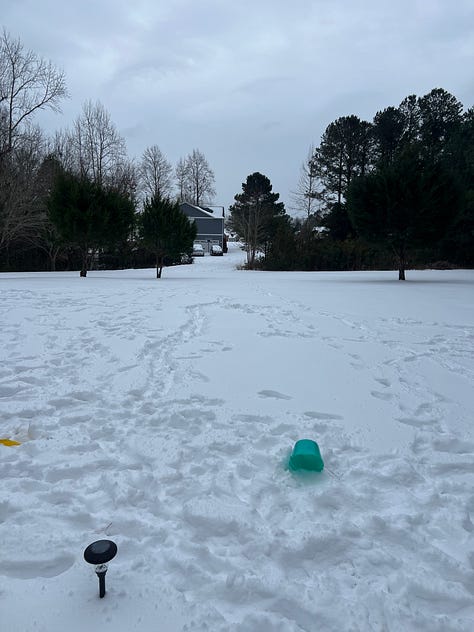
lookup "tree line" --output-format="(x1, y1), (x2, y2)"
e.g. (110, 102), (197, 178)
(2, 29), (473, 280)
(0, 30), (212, 274)
(229, 88), (473, 279)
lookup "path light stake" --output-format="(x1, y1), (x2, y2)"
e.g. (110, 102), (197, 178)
(84, 540), (117, 598)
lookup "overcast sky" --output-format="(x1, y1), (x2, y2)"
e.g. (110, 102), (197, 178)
(3, 0), (474, 214)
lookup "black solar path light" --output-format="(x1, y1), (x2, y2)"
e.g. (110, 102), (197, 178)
(84, 540), (117, 598)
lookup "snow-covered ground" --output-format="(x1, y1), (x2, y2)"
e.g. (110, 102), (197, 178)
(1, 243), (473, 631)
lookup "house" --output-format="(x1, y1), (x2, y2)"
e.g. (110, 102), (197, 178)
(180, 203), (225, 252)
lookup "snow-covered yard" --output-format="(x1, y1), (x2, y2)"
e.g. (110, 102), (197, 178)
(1, 243), (473, 631)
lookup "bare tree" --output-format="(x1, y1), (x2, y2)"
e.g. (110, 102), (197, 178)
(109, 159), (138, 200)
(70, 100), (127, 187)
(0, 103), (8, 156)
(290, 145), (322, 218)
(0, 125), (47, 254)
(139, 145), (173, 200)
(0, 29), (68, 156)
(0, 30), (67, 262)
(178, 149), (215, 206)
(187, 148), (216, 206)
(22, 154), (64, 271)
(175, 156), (192, 203)
(48, 128), (77, 173)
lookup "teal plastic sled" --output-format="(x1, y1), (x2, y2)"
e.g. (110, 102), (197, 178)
(289, 439), (324, 472)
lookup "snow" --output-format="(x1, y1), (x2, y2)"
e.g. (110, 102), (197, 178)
(1, 243), (474, 631)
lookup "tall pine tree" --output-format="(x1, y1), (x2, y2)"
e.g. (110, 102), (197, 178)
(228, 172), (286, 269)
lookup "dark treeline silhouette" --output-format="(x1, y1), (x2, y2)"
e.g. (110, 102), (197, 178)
(263, 88), (473, 279)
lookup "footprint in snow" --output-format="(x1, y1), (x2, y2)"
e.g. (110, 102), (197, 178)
(258, 390), (292, 400)
(0, 554), (75, 579)
(304, 411), (343, 420)
(0, 384), (24, 398)
(371, 390), (394, 401)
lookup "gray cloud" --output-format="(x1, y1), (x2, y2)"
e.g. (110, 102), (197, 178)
(2, 0), (473, 212)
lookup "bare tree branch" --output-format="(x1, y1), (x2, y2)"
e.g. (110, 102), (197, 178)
(290, 144), (323, 218)
(176, 149), (216, 206)
(0, 29), (68, 155)
(69, 100), (127, 187)
(139, 145), (173, 200)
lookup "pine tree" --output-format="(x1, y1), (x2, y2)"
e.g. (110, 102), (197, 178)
(315, 115), (373, 206)
(228, 172), (286, 269)
(418, 88), (463, 161)
(139, 194), (196, 278)
(48, 170), (135, 276)
(372, 106), (405, 167)
(347, 150), (461, 280)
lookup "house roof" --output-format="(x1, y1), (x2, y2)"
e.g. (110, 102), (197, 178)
(180, 202), (217, 219)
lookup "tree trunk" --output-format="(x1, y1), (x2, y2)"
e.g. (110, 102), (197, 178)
(49, 248), (59, 272)
(5, 245), (10, 270)
(337, 147), (343, 204)
(248, 245), (256, 269)
(156, 254), (163, 278)
(398, 246), (406, 280)
(80, 249), (88, 277)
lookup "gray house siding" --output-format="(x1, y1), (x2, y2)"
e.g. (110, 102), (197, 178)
(180, 203), (224, 249)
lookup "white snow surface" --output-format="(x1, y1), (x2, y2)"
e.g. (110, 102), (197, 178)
(1, 243), (474, 631)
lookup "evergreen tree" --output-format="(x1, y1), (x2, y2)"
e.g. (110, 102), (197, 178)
(48, 170), (135, 277)
(314, 115), (373, 206)
(139, 194), (196, 278)
(347, 150), (461, 280)
(228, 172), (286, 269)
(418, 88), (463, 161)
(320, 202), (354, 241)
(300, 88), (472, 274)
(372, 106), (405, 167)
(263, 213), (296, 270)
(398, 94), (421, 147)
(441, 107), (474, 264)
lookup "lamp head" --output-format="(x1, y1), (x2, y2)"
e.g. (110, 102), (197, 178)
(84, 540), (117, 565)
